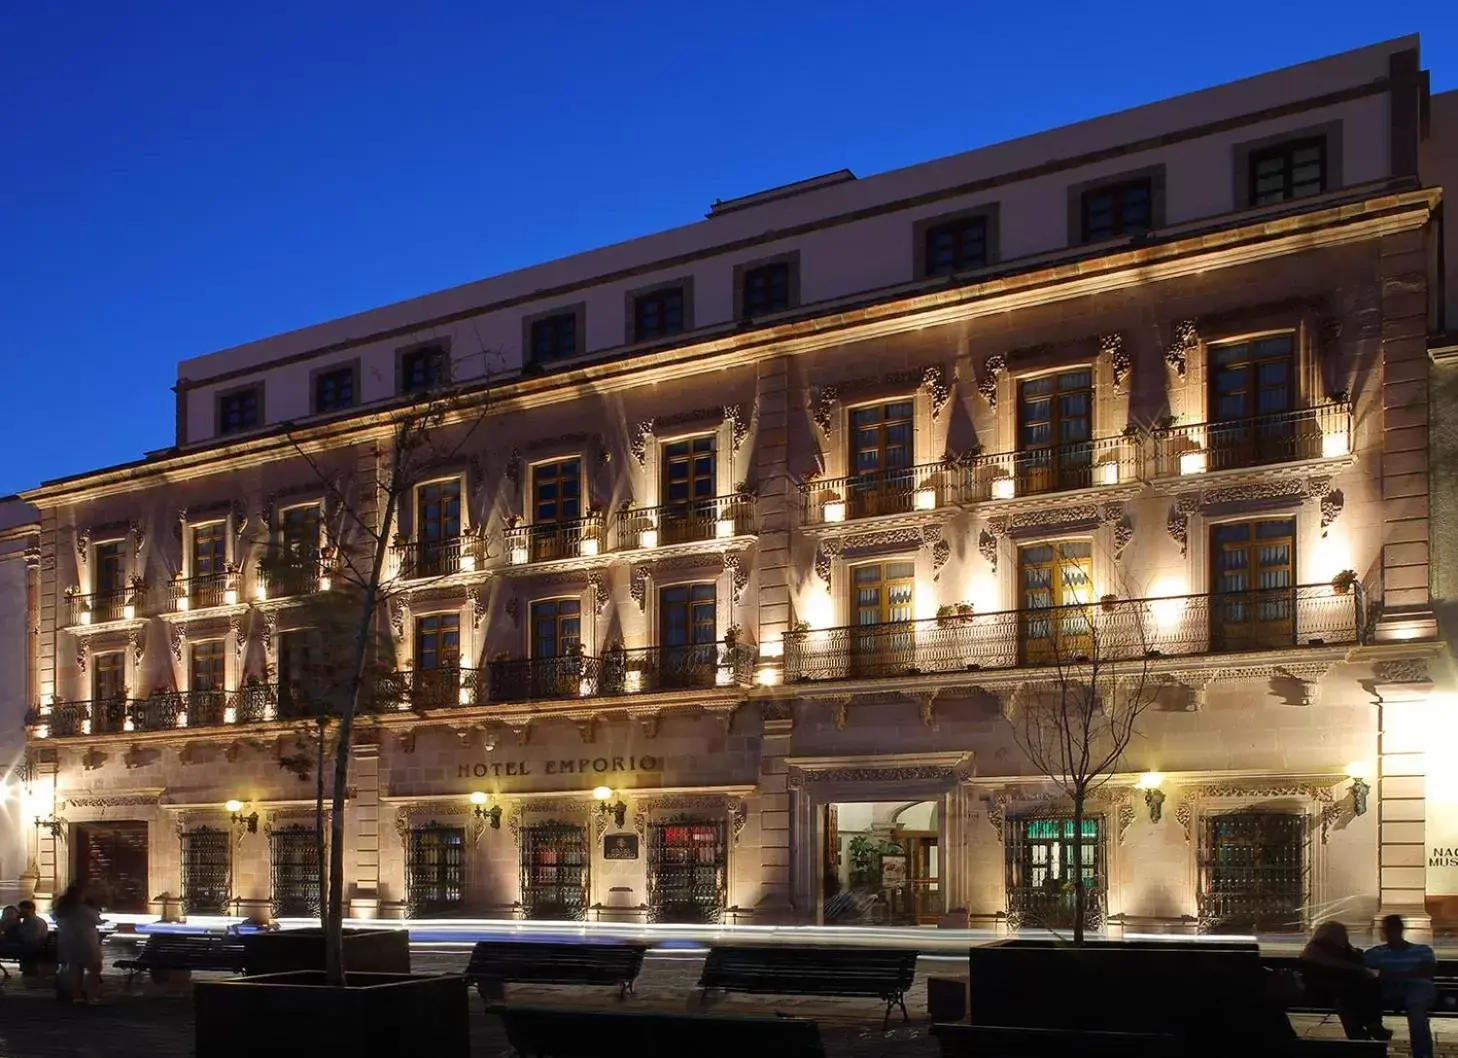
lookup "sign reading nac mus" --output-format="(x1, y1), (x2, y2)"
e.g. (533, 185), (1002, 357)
(456, 755), (662, 780)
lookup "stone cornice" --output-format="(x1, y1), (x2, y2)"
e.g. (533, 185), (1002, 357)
(21, 188), (1437, 509)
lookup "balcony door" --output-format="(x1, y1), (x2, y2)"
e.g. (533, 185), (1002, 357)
(416, 480), (461, 576)
(94, 541), (127, 620)
(530, 598), (582, 698)
(850, 560), (915, 677)
(1207, 334), (1297, 469)
(660, 436), (715, 544)
(659, 583), (717, 689)
(848, 400), (913, 518)
(277, 629), (319, 719)
(413, 613), (461, 707)
(1018, 541), (1093, 665)
(1017, 369), (1093, 494)
(93, 651), (126, 733)
(531, 459), (582, 561)
(1209, 519), (1295, 652)
(192, 523), (226, 605)
(190, 640), (226, 725)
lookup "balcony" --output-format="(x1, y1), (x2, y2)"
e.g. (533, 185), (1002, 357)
(616, 495), (757, 551)
(483, 655), (603, 703)
(802, 462), (955, 527)
(504, 514), (606, 567)
(254, 552), (327, 601)
(170, 570), (240, 612)
(1149, 402), (1352, 479)
(392, 534), (482, 581)
(479, 642), (755, 703)
(782, 584), (1360, 682)
(67, 586), (143, 627)
(963, 435), (1139, 502)
(373, 666), (479, 710)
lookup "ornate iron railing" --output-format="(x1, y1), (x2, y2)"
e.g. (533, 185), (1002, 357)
(45, 698), (129, 737)
(269, 824), (321, 918)
(801, 461), (954, 526)
(171, 570), (238, 611)
(1149, 402), (1351, 477)
(647, 819), (727, 924)
(597, 643), (755, 695)
(1197, 811), (1309, 933)
(783, 584), (1360, 682)
(392, 534), (481, 580)
(255, 552), (324, 600)
(520, 821), (588, 921)
(963, 435), (1138, 501)
(504, 515), (606, 565)
(67, 586), (141, 626)
(381, 666), (478, 710)
(616, 495), (757, 549)
(181, 826), (232, 916)
(485, 656), (602, 703)
(406, 823), (467, 918)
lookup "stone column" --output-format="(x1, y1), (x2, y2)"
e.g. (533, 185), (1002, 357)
(939, 784), (971, 927)
(755, 356), (791, 663)
(755, 710), (795, 920)
(347, 737), (382, 919)
(1373, 660), (1433, 936)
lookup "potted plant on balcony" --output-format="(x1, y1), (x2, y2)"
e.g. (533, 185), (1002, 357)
(936, 603), (975, 628)
(1331, 570), (1359, 595)
(1100, 593), (1119, 614)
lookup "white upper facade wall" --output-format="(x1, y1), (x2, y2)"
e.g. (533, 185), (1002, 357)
(177, 36), (1420, 446)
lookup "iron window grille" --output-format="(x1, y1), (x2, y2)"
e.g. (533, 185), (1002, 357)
(181, 826), (231, 915)
(1004, 815), (1106, 930)
(406, 822), (466, 917)
(647, 818), (727, 924)
(520, 821), (588, 921)
(269, 824), (321, 918)
(1198, 811), (1309, 933)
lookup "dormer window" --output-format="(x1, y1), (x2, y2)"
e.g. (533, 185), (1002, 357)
(400, 345), (448, 394)
(218, 386), (261, 435)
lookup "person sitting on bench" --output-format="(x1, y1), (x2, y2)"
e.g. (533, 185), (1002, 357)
(11, 901), (51, 976)
(1365, 914), (1437, 1058)
(1300, 920), (1390, 1042)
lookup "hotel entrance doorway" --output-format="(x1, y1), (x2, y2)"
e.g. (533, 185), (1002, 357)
(821, 800), (939, 925)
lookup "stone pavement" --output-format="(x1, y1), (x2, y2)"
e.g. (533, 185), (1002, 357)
(0, 944), (1451, 1057)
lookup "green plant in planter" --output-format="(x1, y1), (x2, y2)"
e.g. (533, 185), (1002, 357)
(1331, 569), (1358, 595)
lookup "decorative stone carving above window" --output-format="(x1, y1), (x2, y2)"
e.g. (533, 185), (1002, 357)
(921, 366), (950, 421)
(722, 552), (748, 605)
(1165, 320), (1198, 378)
(723, 404), (749, 453)
(810, 387), (837, 437)
(977, 355), (1005, 406)
(1101, 334), (1129, 392)
(1374, 659), (1430, 684)
(629, 566), (649, 612)
(630, 420), (654, 466)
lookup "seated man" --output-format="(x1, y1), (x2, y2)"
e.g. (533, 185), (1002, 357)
(12, 900), (50, 975)
(1364, 913), (1437, 1058)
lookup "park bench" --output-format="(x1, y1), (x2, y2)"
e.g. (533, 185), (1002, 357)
(931, 1022), (1385, 1058)
(497, 1003), (825, 1058)
(1264, 954), (1458, 1017)
(463, 940), (647, 1001)
(0, 935), (57, 981)
(697, 944), (918, 1029)
(113, 932), (248, 988)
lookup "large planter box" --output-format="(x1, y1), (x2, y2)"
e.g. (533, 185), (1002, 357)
(196, 971), (467, 1058)
(242, 928), (410, 976)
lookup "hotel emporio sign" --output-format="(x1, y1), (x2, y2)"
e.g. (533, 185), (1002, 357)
(457, 755), (663, 781)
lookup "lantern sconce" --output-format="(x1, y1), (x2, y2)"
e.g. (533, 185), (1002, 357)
(470, 790), (502, 830)
(226, 799), (259, 834)
(1346, 762), (1372, 817)
(593, 785), (627, 828)
(1136, 772), (1166, 823)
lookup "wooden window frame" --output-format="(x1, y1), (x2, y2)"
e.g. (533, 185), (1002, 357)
(311, 361), (359, 414)
(216, 383), (263, 436)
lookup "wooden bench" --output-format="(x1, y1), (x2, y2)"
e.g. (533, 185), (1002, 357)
(463, 940), (647, 1001)
(697, 944), (918, 1029)
(112, 932), (248, 988)
(497, 1003), (825, 1058)
(1265, 955), (1458, 1017)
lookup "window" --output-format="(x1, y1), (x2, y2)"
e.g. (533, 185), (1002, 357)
(406, 824), (466, 917)
(181, 827), (231, 915)
(520, 821), (588, 920)
(1207, 334), (1299, 468)
(847, 560), (916, 678)
(1249, 137), (1326, 206)
(270, 824), (320, 917)
(1081, 178), (1152, 242)
(530, 458), (583, 562)
(93, 540), (127, 620)
(529, 312), (578, 363)
(660, 436), (715, 543)
(634, 286), (685, 342)
(1198, 813), (1306, 932)
(1006, 817), (1103, 928)
(400, 345), (447, 393)
(313, 366), (355, 413)
(925, 215), (988, 276)
(648, 820), (727, 923)
(412, 480), (462, 577)
(658, 584), (717, 689)
(742, 261), (791, 317)
(281, 504), (321, 558)
(531, 598), (581, 659)
(190, 522), (227, 607)
(412, 612), (461, 709)
(848, 401), (915, 518)
(1209, 519), (1295, 652)
(276, 629), (319, 719)
(189, 639), (226, 726)
(1018, 541), (1093, 664)
(218, 387), (261, 435)
(93, 652), (127, 733)
(1017, 369), (1093, 493)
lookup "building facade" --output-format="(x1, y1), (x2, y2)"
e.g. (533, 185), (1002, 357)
(16, 37), (1458, 934)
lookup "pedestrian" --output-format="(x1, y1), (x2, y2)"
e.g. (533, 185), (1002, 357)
(52, 882), (103, 1005)
(1365, 914), (1437, 1058)
(0, 904), (19, 938)
(1299, 920), (1389, 1041)
(12, 900), (51, 976)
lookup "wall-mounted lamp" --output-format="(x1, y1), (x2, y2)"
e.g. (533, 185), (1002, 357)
(470, 790), (501, 830)
(33, 815), (64, 840)
(1346, 762), (1372, 817)
(225, 799), (259, 834)
(593, 785), (627, 828)
(1136, 772), (1166, 823)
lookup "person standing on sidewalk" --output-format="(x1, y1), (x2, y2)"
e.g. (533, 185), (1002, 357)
(53, 883), (103, 1005)
(1364, 914), (1437, 1058)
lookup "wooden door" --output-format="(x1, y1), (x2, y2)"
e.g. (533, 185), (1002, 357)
(74, 821), (149, 913)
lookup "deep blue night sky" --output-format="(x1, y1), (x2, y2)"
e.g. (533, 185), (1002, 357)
(1, 4), (1451, 494)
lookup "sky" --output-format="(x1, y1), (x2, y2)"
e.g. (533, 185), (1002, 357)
(1, 4), (1453, 496)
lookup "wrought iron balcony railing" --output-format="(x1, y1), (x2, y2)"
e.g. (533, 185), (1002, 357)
(783, 584), (1361, 682)
(802, 462), (956, 526)
(597, 642), (756, 694)
(503, 515), (606, 566)
(254, 552), (326, 600)
(1007, 887), (1106, 930)
(171, 570), (240, 611)
(67, 586), (143, 626)
(616, 495), (758, 550)
(371, 666), (479, 710)
(392, 534), (481, 580)
(963, 435), (1139, 502)
(1148, 402), (1352, 478)
(45, 698), (131, 737)
(485, 655), (603, 703)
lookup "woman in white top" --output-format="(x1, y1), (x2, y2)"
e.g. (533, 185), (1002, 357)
(53, 882), (103, 1004)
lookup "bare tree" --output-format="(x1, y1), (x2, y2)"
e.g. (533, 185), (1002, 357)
(263, 347), (499, 984)
(1006, 557), (1162, 944)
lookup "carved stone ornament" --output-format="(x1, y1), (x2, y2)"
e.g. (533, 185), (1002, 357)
(814, 545), (834, 593)
(390, 599), (409, 639)
(931, 538), (951, 581)
(1320, 489), (1344, 537)
(229, 500), (249, 551)
(23, 544), (40, 569)
(574, 717), (595, 744)
(229, 613), (244, 661)
(1166, 504), (1190, 556)
(631, 420), (654, 466)
(467, 587), (488, 626)
(504, 446), (522, 491)
(505, 596), (520, 628)
(1165, 320), (1198, 377)
(986, 794), (1008, 841)
(1175, 800), (1193, 843)
(1113, 514), (1135, 561)
(169, 625), (185, 664)
(977, 355), (1006, 407)
(921, 366), (950, 422)
(588, 572), (610, 616)
(978, 528), (1001, 573)
(129, 520), (146, 558)
(723, 404), (748, 453)
(722, 552), (748, 606)
(1102, 333), (1130, 392)
(75, 644), (88, 675)
(810, 386), (838, 437)
(629, 566), (650, 612)
(729, 798), (748, 845)
(262, 609), (279, 658)
(129, 629), (146, 665)
(1374, 659), (1431, 684)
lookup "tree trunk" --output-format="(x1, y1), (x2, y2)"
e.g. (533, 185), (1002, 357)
(1071, 791), (1086, 946)
(315, 720), (327, 925)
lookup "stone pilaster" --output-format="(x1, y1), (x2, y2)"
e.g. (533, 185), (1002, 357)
(755, 711), (794, 918)
(348, 737), (382, 919)
(755, 356), (791, 660)
(1373, 662), (1433, 936)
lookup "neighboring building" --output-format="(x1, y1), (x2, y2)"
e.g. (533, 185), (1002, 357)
(0, 499), (40, 906)
(16, 37), (1456, 934)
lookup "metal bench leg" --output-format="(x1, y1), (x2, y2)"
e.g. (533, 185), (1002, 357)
(898, 992), (909, 1024)
(883, 999), (893, 1031)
